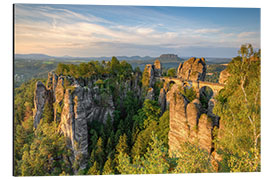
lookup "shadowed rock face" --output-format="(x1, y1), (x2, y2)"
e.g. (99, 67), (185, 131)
(33, 81), (48, 129)
(177, 57), (206, 81)
(145, 64), (155, 87)
(158, 88), (167, 114)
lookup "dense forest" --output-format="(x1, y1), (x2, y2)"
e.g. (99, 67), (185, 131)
(14, 44), (260, 176)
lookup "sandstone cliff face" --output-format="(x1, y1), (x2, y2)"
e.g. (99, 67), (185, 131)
(167, 84), (189, 154)
(145, 64), (155, 87)
(177, 57), (206, 81)
(33, 81), (48, 128)
(32, 71), (141, 171)
(144, 60), (162, 88)
(154, 59), (162, 77)
(219, 69), (230, 84)
(158, 87), (167, 114)
(167, 84), (219, 155)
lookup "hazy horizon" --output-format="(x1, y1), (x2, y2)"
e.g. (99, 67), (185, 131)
(15, 4), (260, 58)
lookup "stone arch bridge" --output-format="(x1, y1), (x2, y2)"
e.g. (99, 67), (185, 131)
(160, 77), (225, 97)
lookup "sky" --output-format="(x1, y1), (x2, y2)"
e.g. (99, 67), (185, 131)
(14, 4), (260, 58)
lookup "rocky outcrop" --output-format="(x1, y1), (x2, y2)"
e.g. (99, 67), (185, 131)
(197, 114), (212, 151)
(158, 88), (167, 114)
(144, 64), (155, 87)
(219, 69), (230, 84)
(207, 98), (219, 127)
(186, 99), (202, 140)
(145, 87), (155, 100)
(154, 59), (162, 77)
(177, 57), (206, 81)
(168, 84), (189, 154)
(143, 60), (162, 88)
(33, 81), (49, 128)
(167, 84), (219, 155)
(32, 71), (143, 172)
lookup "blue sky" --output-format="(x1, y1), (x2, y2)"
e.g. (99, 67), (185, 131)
(15, 4), (260, 58)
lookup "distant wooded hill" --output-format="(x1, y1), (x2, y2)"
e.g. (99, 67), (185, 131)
(15, 53), (231, 63)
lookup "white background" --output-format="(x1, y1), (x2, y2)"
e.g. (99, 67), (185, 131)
(0, 0), (269, 179)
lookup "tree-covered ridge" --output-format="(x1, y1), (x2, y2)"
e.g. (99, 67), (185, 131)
(214, 44), (260, 172)
(14, 45), (261, 176)
(55, 56), (134, 80)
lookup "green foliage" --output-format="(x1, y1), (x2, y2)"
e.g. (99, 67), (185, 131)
(14, 59), (57, 87)
(131, 100), (168, 158)
(131, 121), (158, 158)
(102, 157), (115, 175)
(179, 86), (197, 102)
(173, 142), (214, 173)
(117, 133), (170, 174)
(14, 79), (46, 176)
(205, 64), (227, 83)
(20, 120), (71, 176)
(153, 80), (164, 100)
(228, 149), (260, 172)
(167, 68), (176, 77)
(142, 99), (160, 128)
(213, 44), (260, 172)
(42, 101), (54, 124)
(95, 137), (105, 169)
(155, 111), (170, 147)
(199, 87), (213, 109)
(142, 66), (150, 88)
(87, 161), (100, 175)
(115, 134), (129, 155)
(55, 57), (134, 81)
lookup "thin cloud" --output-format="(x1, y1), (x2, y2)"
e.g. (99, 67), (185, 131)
(237, 31), (257, 38)
(14, 5), (260, 57)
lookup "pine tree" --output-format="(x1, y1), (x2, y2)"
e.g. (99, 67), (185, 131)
(115, 133), (129, 170)
(117, 132), (170, 174)
(42, 100), (54, 124)
(102, 157), (114, 175)
(87, 161), (100, 175)
(115, 134), (128, 155)
(95, 137), (105, 169)
(141, 132), (170, 174)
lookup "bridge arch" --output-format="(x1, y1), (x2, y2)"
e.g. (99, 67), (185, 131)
(199, 86), (214, 109)
(169, 80), (176, 85)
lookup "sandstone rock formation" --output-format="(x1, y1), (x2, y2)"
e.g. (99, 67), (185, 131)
(167, 84), (219, 155)
(177, 57), (206, 81)
(167, 84), (189, 154)
(158, 87), (167, 114)
(219, 69), (230, 84)
(33, 81), (48, 128)
(143, 60), (162, 88)
(32, 71), (142, 171)
(144, 64), (155, 87)
(154, 59), (162, 77)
